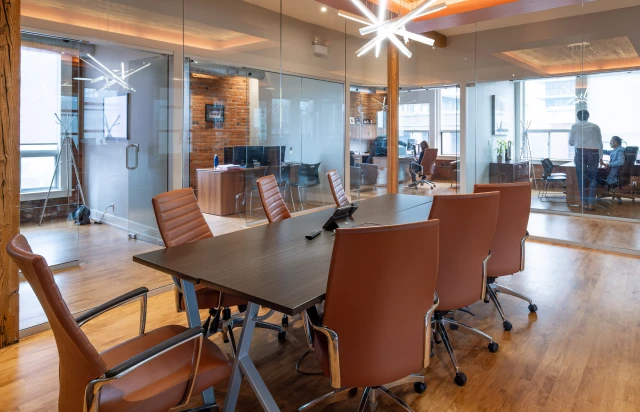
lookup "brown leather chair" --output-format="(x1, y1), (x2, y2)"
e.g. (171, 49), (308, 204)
(256, 174), (292, 222)
(6, 234), (231, 412)
(152, 188), (286, 349)
(327, 169), (350, 207)
(299, 221), (440, 411)
(474, 183), (537, 331)
(409, 148), (438, 189)
(428, 192), (500, 386)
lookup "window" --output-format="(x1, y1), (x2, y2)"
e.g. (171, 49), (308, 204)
(523, 77), (576, 160)
(399, 102), (429, 147)
(440, 87), (460, 155)
(20, 48), (62, 192)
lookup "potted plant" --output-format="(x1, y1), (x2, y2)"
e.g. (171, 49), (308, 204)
(496, 140), (508, 163)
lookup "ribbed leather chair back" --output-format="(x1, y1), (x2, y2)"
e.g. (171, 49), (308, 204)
(327, 170), (349, 207)
(319, 221), (440, 388)
(152, 188), (213, 248)
(428, 192), (500, 311)
(257, 174), (292, 222)
(420, 148), (439, 176)
(474, 183), (531, 277)
(7, 234), (108, 412)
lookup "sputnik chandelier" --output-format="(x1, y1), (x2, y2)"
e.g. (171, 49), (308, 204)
(339, 0), (447, 58)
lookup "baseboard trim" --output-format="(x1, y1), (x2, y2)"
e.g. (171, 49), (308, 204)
(19, 283), (175, 339)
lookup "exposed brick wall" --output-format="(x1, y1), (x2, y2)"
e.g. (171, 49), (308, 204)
(20, 197), (80, 224)
(189, 73), (249, 192)
(350, 92), (386, 123)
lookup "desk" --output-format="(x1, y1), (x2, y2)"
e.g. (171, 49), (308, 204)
(197, 167), (259, 216)
(198, 164), (300, 216)
(133, 194), (433, 411)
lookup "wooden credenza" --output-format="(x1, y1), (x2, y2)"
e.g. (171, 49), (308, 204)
(489, 161), (529, 184)
(197, 168), (250, 216)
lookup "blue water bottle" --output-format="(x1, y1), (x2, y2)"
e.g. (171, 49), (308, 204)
(214, 154), (219, 168)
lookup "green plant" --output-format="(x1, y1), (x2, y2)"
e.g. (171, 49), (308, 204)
(496, 140), (508, 156)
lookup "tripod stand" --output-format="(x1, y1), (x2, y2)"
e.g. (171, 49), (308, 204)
(38, 114), (86, 226)
(521, 120), (538, 190)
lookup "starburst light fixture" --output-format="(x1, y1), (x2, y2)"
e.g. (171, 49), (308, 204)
(339, 0), (447, 58)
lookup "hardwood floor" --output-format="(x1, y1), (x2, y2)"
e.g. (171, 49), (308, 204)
(531, 190), (640, 219)
(529, 212), (640, 253)
(2, 241), (639, 411)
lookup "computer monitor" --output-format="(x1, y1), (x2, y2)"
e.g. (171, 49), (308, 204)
(233, 146), (247, 166)
(223, 147), (234, 164)
(263, 145), (286, 165)
(246, 146), (265, 166)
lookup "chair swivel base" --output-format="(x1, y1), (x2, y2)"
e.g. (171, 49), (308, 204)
(299, 375), (425, 412)
(409, 179), (435, 189)
(433, 312), (498, 386)
(485, 280), (537, 331)
(210, 308), (286, 355)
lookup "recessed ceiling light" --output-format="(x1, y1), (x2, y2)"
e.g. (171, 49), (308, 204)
(321, 6), (327, 12)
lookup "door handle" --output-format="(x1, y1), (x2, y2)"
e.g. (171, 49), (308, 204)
(126, 144), (140, 170)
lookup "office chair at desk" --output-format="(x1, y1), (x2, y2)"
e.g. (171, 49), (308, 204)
(428, 192), (501, 386)
(598, 146), (639, 204)
(153, 188), (286, 352)
(7, 234), (232, 412)
(474, 183), (537, 331)
(299, 221), (440, 411)
(409, 148), (438, 189)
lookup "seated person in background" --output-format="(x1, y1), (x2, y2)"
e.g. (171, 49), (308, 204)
(410, 141), (430, 182)
(604, 136), (625, 185)
(415, 141), (429, 165)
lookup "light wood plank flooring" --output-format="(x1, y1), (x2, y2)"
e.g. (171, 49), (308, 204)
(2, 241), (639, 411)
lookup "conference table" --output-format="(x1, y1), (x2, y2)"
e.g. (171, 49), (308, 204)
(133, 194), (434, 411)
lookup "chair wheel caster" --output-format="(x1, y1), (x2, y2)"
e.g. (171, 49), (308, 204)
(488, 342), (499, 353)
(449, 323), (459, 330)
(484, 296), (490, 303)
(528, 304), (538, 313)
(282, 315), (289, 327)
(222, 308), (231, 321)
(223, 339), (229, 343)
(454, 372), (467, 386)
(503, 321), (512, 331)
(238, 305), (247, 313)
(414, 382), (427, 394)
(278, 331), (287, 342)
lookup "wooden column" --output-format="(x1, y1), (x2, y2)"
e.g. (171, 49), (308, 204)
(386, 45), (399, 194)
(0, 0), (21, 348)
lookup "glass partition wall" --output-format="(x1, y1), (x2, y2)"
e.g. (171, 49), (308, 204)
(19, 0), (183, 332)
(470, 1), (640, 254)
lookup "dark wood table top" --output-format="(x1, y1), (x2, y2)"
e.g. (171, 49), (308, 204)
(133, 194), (434, 315)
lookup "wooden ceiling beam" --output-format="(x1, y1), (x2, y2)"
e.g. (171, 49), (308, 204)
(424, 31), (447, 48)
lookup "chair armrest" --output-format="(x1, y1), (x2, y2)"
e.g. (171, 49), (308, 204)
(85, 327), (205, 411)
(76, 287), (148, 332)
(104, 326), (204, 378)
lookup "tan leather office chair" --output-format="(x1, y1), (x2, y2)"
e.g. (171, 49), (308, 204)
(153, 188), (286, 349)
(299, 221), (440, 411)
(474, 183), (537, 331)
(7, 234), (231, 412)
(428, 192), (500, 386)
(257, 174), (292, 222)
(409, 148), (438, 189)
(327, 170), (350, 207)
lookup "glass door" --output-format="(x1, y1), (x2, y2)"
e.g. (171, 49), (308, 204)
(125, 55), (170, 242)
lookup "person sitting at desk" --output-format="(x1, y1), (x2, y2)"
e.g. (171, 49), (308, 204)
(415, 141), (429, 165)
(604, 136), (625, 185)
